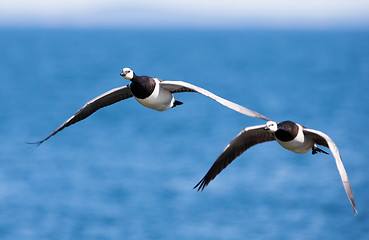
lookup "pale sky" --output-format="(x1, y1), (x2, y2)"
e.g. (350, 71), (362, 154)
(1, 0), (369, 28)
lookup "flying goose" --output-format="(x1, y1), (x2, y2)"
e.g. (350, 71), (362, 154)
(30, 68), (269, 145)
(194, 120), (357, 215)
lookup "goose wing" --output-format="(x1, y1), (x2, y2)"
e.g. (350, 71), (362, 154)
(160, 81), (270, 121)
(194, 124), (275, 191)
(30, 85), (133, 145)
(303, 128), (357, 215)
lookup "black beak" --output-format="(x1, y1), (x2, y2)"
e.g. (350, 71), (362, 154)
(120, 71), (126, 77)
(264, 126), (269, 130)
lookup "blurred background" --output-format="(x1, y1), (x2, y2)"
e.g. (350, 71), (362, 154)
(1, 1), (369, 239)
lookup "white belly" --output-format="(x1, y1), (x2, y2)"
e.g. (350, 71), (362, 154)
(135, 79), (174, 111)
(276, 125), (314, 154)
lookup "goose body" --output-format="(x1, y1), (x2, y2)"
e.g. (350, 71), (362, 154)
(273, 121), (315, 154)
(132, 78), (175, 111)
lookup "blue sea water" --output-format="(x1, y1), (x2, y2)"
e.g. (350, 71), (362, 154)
(0, 28), (369, 240)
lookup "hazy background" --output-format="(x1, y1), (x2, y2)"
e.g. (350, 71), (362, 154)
(1, 0), (369, 29)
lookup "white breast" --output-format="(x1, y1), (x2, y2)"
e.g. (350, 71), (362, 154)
(135, 78), (174, 111)
(276, 124), (315, 154)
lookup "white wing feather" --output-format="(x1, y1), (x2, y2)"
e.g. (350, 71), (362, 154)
(304, 128), (357, 215)
(160, 81), (270, 121)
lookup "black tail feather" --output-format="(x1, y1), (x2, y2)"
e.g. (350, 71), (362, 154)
(312, 146), (329, 155)
(172, 100), (183, 108)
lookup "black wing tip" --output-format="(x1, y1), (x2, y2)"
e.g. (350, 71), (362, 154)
(25, 140), (44, 146)
(351, 198), (358, 216)
(25, 133), (55, 146)
(193, 177), (209, 192)
(354, 208), (358, 216)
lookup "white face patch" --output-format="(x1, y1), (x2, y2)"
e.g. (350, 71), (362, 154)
(266, 121), (278, 132)
(122, 67), (134, 80)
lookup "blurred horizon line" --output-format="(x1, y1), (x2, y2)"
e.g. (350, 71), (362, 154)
(1, 22), (369, 31)
(1, 15), (369, 30)
(1, 1), (368, 30)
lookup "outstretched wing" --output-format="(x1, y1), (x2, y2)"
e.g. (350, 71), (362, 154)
(194, 124), (275, 191)
(30, 85), (133, 145)
(160, 81), (270, 121)
(303, 128), (357, 215)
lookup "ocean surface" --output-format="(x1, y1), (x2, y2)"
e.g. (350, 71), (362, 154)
(1, 28), (368, 240)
